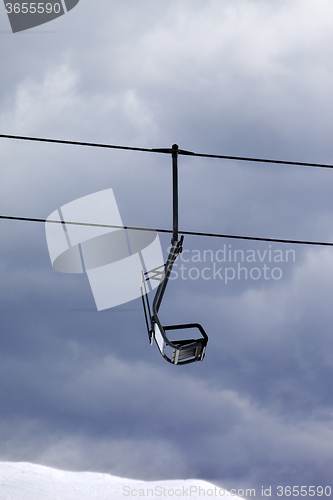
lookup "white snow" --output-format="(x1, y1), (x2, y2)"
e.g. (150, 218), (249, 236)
(0, 462), (241, 500)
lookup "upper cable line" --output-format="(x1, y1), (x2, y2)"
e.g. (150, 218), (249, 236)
(1, 133), (333, 169)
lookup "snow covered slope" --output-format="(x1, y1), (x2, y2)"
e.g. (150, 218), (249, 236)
(0, 462), (239, 500)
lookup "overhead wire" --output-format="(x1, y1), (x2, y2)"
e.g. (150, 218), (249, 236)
(1, 133), (333, 247)
(1, 214), (332, 247)
(1, 133), (333, 169)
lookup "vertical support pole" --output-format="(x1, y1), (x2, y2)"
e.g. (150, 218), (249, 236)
(172, 144), (179, 244)
(152, 143), (180, 314)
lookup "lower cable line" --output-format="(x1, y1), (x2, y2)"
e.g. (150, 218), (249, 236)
(1, 214), (332, 247)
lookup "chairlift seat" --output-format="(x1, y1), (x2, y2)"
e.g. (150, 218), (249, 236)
(153, 322), (208, 365)
(140, 241), (208, 365)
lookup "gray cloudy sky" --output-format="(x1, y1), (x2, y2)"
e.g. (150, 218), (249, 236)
(1, 0), (333, 497)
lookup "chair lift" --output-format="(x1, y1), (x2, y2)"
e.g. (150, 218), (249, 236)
(141, 144), (208, 365)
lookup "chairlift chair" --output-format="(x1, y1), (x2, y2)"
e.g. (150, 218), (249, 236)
(141, 144), (208, 365)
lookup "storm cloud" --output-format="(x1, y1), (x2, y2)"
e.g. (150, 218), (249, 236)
(1, 0), (333, 497)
